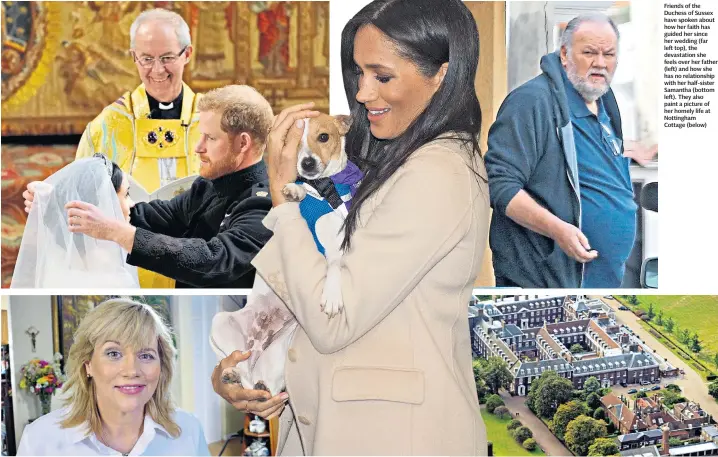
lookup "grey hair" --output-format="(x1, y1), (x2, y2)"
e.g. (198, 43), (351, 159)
(130, 8), (191, 49)
(560, 13), (620, 53)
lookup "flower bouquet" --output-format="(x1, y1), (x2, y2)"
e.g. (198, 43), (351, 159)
(18, 353), (66, 416)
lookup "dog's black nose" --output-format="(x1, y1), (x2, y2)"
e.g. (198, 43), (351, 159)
(301, 157), (317, 172)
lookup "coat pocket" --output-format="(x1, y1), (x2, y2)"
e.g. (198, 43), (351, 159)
(331, 366), (425, 404)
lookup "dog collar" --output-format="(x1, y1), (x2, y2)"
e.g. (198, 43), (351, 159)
(298, 177), (344, 210)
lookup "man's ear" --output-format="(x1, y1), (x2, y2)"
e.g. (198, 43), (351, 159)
(232, 132), (253, 157)
(560, 45), (569, 68)
(183, 45), (194, 65)
(333, 115), (352, 135)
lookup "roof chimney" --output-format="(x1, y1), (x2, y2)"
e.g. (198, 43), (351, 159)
(661, 425), (671, 455)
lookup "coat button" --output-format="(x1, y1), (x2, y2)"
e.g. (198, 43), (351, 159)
(287, 349), (297, 362)
(298, 416), (311, 426)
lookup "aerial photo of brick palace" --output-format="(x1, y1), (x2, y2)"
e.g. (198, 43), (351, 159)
(470, 295), (718, 457)
(470, 295), (665, 396)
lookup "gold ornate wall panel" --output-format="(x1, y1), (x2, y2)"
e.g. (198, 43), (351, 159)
(0, 1), (329, 136)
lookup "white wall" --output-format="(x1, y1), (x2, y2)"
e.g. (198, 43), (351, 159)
(171, 295), (232, 445)
(329, 0), (367, 115)
(8, 296), (60, 443)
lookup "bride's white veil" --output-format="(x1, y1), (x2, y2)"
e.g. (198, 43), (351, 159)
(11, 157), (140, 288)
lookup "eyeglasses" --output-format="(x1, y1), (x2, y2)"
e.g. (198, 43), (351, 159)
(132, 46), (187, 68)
(599, 121), (623, 157)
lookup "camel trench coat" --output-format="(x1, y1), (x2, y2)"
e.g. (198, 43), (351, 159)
(252, 136), (490, 455)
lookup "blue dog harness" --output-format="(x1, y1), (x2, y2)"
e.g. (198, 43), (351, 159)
(297, 160), (363, 255)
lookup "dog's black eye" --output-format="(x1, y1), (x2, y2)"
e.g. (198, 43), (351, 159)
(318, 133), (329, 143)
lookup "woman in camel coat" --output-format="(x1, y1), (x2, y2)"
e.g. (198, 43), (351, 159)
(214, 0), (490, 454)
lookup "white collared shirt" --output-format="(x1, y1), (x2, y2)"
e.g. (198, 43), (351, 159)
(16, 407), (210, 456)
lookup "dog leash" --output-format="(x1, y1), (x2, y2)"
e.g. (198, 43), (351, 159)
(298, 177), (345, 210)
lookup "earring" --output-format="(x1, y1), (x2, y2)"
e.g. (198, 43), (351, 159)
(87, 373), (92, 378)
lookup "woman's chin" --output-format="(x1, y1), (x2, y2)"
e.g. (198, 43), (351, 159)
(105, 395), (149, 415)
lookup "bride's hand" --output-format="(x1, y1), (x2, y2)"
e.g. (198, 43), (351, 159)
(265, 103), (320, 207)
(23, 181), (42, 213)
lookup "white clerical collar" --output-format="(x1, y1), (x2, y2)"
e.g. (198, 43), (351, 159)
(158, 102), (174, 110)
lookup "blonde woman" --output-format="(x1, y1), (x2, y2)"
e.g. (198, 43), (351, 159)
(17, 299), (209, 456)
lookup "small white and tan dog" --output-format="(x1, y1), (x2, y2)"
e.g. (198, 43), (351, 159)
(208, 114), (360, 396)
(281, 113), (361, 318)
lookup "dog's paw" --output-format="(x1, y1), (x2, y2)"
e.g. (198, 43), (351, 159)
(321, 266), (344, 318)
(220, 367), (243, 386)
(282, 183), (306, 202)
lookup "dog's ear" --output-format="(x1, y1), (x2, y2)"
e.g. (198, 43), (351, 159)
(333, 115), (352, 135)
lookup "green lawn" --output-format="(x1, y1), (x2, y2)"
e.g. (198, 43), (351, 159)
(481, 407), (545, 456)
(621, 296), (718, 372)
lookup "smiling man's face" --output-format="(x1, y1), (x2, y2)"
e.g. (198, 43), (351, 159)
(131, 20), (191, 102)
(561, 20), (618, 102)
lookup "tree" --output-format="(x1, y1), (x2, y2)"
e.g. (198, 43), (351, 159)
(507, 419), (522, 431)
(656, 310), (664, 326)
(690, 332), (702, 353)
(527, 371), (575, 418)
(523, 438), (538, 451)
(551, 401), (588, 440)
(587, 392), (602, 409)
(668, 437), (683, 447)
(665, 384), (682, 393)
(636, 391), (648, 399)
(647, 303), (655, 319)
(662, 389), (687, 407)
(588, 437), (619, 456)
(709, 380), (718, 399)
(564, 415), (608, 456)
(593, 407), (606, 421)
(584, 377), (602, 396)
(485, 394), (504, 413)
(627, 296), (639, 306)
(665, 317), (675, 332)
(494, 406), (511, 419)
(570, 343), (584, 354)
(606, 421), (616, 435)
(573, 389), (587, 402)
(679, 328), (691, 345)
(483, 357), (514, 394)
(513, 426), (533, 444)
(714, 353), (718, 369)
(473, 359), (489, 402)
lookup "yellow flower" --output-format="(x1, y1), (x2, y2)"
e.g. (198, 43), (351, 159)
(19, 379), (26, 389)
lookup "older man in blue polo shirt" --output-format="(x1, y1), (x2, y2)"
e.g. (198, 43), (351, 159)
(485, 13), (657, 288)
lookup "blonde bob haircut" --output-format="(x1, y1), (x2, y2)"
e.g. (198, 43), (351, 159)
(59, 299), (180, 438)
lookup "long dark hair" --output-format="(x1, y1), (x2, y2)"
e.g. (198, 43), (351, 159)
(340, 0), (484, 249)
(93, 153), (124, 193)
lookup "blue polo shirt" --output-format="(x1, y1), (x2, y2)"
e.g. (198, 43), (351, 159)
(563, 70), (637, 287)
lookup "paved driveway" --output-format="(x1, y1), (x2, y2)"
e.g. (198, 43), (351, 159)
(499, 391), (573, 456)
(595, 296), (718, 420)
